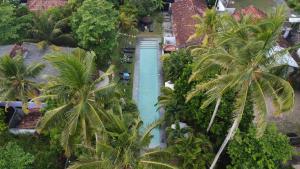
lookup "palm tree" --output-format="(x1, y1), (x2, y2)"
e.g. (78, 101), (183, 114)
(187, 7), (295, 169)
(36, 49), (116, 156)
(188, 8), (225, 132)
(68, 111), (177, 169)
(188, 9), (220, 47)
(28, 12), (76, 47)
(0, 55), (45, 111)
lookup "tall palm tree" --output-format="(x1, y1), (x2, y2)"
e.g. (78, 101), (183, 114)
(68, 111), (177, 169)
(29, 12), (76, 47)
(188, 8), (224, 132)
(36, 49), (116, 156)
(188, 9), (221, 47)
(187, 7), (295, 169)
(0, 55), (45, 111)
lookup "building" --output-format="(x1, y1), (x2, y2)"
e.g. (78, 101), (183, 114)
(0, 43), (72, 134)
(27, 0), (67, 11)
(171, 0), (206, 48)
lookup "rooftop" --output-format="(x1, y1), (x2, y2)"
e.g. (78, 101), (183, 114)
(17, 109), (42, 129)
(232, 5), (267, 21)
(171, 0), (206, 48)
(0, 43), (74, 83)
(27, 0), (67, 11)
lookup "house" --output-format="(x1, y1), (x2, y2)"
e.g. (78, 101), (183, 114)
(171, 0), (206, 48)
(0, 43), (72, 134)
(27, 0), (67, 11)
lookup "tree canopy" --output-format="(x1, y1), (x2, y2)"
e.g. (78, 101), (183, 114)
(72, 0), (119, 65)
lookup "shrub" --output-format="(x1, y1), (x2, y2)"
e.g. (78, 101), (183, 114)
(0, 3), (33, 44)
(0, 142), (34, 169)
(168, 133), (214, 169)
(0, 109), (7, 133)
(227, 125), (293, 169)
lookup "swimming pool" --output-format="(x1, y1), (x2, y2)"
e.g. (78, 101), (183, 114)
(136, 39), (160, 148)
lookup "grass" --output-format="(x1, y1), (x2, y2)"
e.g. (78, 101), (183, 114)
(111, 35), (136, 99)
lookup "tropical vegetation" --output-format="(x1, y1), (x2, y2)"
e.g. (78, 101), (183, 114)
(0, 0), (298, 169)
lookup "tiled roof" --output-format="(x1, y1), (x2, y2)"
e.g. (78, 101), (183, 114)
(172, 0), (206, 48)
(27, 0), (67, 11)
(17, 109), (42, 129)
(232, 5), (267, 21)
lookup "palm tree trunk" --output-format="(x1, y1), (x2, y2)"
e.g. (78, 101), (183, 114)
(207, 97), (221, 132)
(209, 117), (240, 169)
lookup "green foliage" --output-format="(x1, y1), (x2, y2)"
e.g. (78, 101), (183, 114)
(0, 133), (64, 169)
(227, 125), (293, 169)
(0, 109), (7, 134)
(0, 3), (33, 44)
(72, 0), (119, 66)
(69, 113), (176, 169)
(128, 0), (164, 17)
(0, 142), (34, 169)
(37, 50), (117, 156)
(162, 50), (193, 82)
(119, 2), (138, 33)
(168, 133), (214, 169)
(160, 64), (253, 146)
(286, 0), (300, 12)
(29, 7), (76, 47)
(0, 55), (45, 112)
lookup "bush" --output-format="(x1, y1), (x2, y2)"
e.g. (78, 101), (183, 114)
(168, 133), (214, 169)
(227, 125), (293, 169)
(163, 64), (253, 145)
(0, 109), (7, 133)
(162, 49), (193, 82)
(0, 142), (34, 169)
(0, 3), (33, 44)
(0, 132), (64, 169)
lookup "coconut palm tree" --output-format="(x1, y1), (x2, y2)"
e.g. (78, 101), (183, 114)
(68, 111), (177, 169)
(0, 55), (45, 111)
(187, 7), (295, 169)
(28, 12), (76, 47)
(188, 9), (221, 47)
(36, 49), (116, 156)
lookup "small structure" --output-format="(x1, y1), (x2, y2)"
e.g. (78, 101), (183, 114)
(163, 37), (176, 53)
(164, 81), (174, 90)
(27, 0), (67, 11)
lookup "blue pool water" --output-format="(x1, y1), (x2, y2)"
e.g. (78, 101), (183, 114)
(138, 40), (160, 147)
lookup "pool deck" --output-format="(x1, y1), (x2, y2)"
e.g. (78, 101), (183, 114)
(133, 37), (166, 148)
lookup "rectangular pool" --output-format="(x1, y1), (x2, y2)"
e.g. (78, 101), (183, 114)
(137, 40), (160, 148)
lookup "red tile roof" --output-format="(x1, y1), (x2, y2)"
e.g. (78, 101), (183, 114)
(27, 0), (67, 11)
(17, 109), (42, 129)
(232, 5), (267, 21)
(172, 0), (206, 48)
